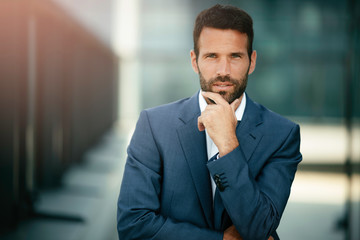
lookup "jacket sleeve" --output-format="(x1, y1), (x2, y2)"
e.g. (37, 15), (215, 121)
(117, 110), (223, 240)
(207, 124), (302, 240)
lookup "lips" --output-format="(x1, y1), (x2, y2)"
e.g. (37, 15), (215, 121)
(212, 82), (234, 91)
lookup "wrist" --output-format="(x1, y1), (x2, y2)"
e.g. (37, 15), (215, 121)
(218, 137), (239, 157)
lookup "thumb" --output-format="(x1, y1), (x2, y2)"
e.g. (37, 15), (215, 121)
(230, 98), (241, 112)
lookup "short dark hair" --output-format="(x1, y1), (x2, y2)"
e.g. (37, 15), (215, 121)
(193, 4), (254, 59)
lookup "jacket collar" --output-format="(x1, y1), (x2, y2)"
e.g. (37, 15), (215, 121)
(176, 91), (213, 227)
(236, 94), (264, 161)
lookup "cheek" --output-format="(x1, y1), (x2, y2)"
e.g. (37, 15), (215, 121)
(198, 62), (215, 78)
(232, 62), (250, 76)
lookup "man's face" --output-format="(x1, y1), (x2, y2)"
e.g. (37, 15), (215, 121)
(191, 27), (257, 104)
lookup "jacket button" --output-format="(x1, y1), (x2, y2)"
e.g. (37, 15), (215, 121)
(213, 174), (225, 191)
(217, 183), (225, 192)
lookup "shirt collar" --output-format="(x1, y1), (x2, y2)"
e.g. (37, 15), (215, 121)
(198, 90), (246, 121)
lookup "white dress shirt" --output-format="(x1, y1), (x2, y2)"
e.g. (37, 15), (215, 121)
(198, 90), (247, 198)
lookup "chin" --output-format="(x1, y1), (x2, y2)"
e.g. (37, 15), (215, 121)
(221, 95), (234, 104)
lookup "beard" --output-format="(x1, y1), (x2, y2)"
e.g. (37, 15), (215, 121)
(199, 70), (248, 104)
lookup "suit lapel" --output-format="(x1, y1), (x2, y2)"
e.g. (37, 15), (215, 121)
(236, 95), (264, 161)
(176, 92), (213, 228)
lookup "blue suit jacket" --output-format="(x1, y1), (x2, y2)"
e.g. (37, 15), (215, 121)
(117, 92), (302, 240)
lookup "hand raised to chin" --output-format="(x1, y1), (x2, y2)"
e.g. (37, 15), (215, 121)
(197, 91), (241, 157)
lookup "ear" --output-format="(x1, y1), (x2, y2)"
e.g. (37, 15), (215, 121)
(248, 50), (257, 75)
(190, 50), (199, 74)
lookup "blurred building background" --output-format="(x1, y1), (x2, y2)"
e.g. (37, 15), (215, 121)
(0, 0), (359, 239)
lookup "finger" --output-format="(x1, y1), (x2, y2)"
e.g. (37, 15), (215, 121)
(230, 98), (241, 112)
(202, 91), (228, 106)
(206, 97), (216, 105)
(197, 116), (205, 131)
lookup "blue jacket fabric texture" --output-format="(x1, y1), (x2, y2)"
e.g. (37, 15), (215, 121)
(117, 92), (302, 240)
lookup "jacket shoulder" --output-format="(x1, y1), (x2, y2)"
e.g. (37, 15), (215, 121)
(251, 99), (298, 130)
(143, 97), (191, 120)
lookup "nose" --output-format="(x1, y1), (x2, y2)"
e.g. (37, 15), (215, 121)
(216, 57), (231, 76)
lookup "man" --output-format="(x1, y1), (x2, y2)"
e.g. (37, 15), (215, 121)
(117, 4), (302, 240)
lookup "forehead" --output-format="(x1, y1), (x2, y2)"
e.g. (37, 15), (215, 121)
(198, 27), (248, 54)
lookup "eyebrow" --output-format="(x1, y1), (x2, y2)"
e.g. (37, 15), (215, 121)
(202, 52), (216, 56)
(202, 51), (247, 55)
(231, 52), (247, 56)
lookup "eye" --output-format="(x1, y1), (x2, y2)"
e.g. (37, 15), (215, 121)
(231, 53), (242, 58)
(206, 53), (216, 58)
